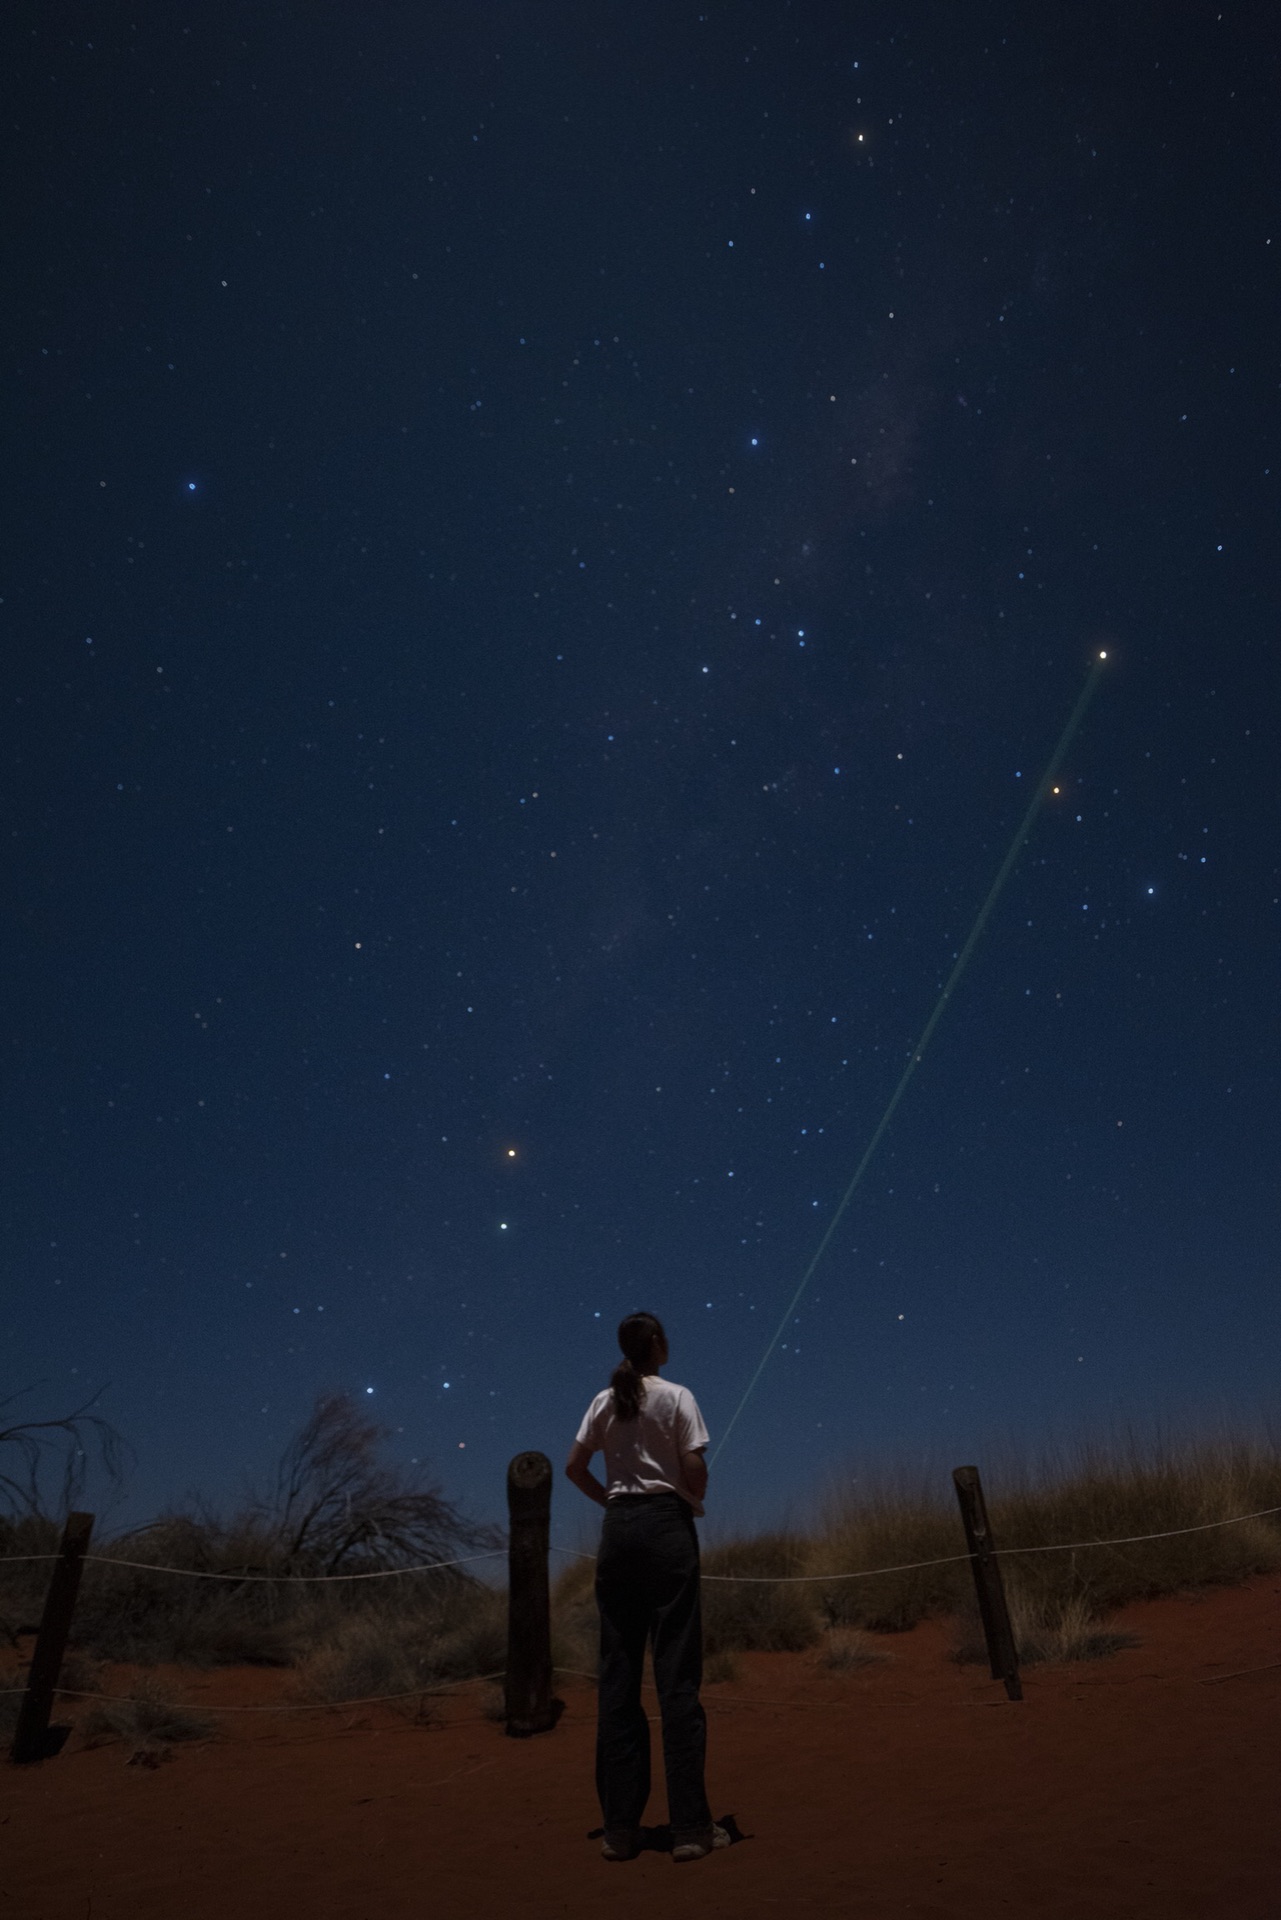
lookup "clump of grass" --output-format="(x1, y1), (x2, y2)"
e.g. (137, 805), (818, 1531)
(704, 1648), (741, 1683)
(293, 1611), (424, 1709)
(813, 1628), (889, 1672)
(81, 1677), (215, 1761)
(701, 1533), (820, 1654)
(949, 1588), (1137, 1668)
(803, 1481), (969, 1633)
(291, 1585), (507, 1710)
(64, 1514), (316, 1668)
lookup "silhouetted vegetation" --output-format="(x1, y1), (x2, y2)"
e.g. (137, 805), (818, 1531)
(551, 1433), (1281, 1669)
(4, 1417), (1280, 1724)
(0, 1385), (129, 1523)
(81, 1677), (215, 1763)
(0, 1393), (503, 1676)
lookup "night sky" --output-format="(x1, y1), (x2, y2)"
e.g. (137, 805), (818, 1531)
(6, 4), (1277, 1548)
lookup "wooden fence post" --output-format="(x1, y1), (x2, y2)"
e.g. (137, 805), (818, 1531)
(504, 1452), (563, 1737)
(10, 1511), (95, 1764)
(951, 1467), (1022, 1702)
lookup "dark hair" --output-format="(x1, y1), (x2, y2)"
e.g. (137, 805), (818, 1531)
(610, 1311), (667, 1422)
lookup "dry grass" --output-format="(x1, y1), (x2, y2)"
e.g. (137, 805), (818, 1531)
(813, 1627), (889, 1672)
(5, 1431), (1279, 1698)
(81, 1677), (215, 1761)
(802, 1484), (968, 1633)
(983, 1435), (1281, 1616)
(700, 1533), (821, 1653)
(290, 1585), (507, 1709)
(949, 1589), (1137, 1667)
(546, 1432), (1281, 1670)
(547, 1554), (598, 1682)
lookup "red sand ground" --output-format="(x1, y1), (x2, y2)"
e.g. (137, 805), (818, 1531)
(4, 1575), (1280, 1919)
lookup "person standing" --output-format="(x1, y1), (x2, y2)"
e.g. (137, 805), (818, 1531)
(566, 1311), (729, 1865)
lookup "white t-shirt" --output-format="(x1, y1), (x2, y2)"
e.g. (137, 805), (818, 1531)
(575, 1375), (710, 1516)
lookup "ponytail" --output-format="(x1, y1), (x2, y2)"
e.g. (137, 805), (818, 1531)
(610, 1310), (667, 1422)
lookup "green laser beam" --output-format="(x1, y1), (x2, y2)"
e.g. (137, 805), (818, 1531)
(709, 652), (1109, 1468)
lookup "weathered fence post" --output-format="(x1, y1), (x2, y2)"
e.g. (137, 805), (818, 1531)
(10, 1511), (95, 1764)
(951, 1466), (1022, 1702)
(504, 1452), (563, 1737)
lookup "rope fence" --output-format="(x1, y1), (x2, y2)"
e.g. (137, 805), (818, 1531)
(550, 1498), (1281, 1582)
(7, 1463), (1281, 1758)
(5, 1499), (1280, 1587)
(0, 1548), (508, 1581)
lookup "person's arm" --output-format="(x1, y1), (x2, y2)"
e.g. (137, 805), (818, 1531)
(565, 1439), (609, 1508)
(681, 1447), (708, 1507)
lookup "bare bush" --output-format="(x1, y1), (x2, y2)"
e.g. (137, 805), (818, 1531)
(255, 1393), (501, 1575)
(66, 1394), (503, 1669)
(0, 1386), (129, 1523)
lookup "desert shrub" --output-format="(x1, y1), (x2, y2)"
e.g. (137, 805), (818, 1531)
(814, 1628), (889, 1672)
(60, 1395), (502, 1669)
(293, 1611), (425, 1707)
(416, 1586), (507, 1683)
(292, 1583), (507, 1707)
(700, 1533), (820, 1653)
(81, 1677), (215, 1757)
(0, 1387), (128, 1525)
(804, 1487), (969, 1632)
(806, 1437), (1281, 1636)
(987, 1437), (1281, 1617)
(69, 1517), (316, 1666)
(949, 1587), (1137, 1667)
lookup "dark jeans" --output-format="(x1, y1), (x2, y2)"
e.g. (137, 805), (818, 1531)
(594, 1491), (711, 1842)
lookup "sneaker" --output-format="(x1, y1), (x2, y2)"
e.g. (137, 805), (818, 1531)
(600, 1830), (640, 1862)
(672, 1823), (731, 1863)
